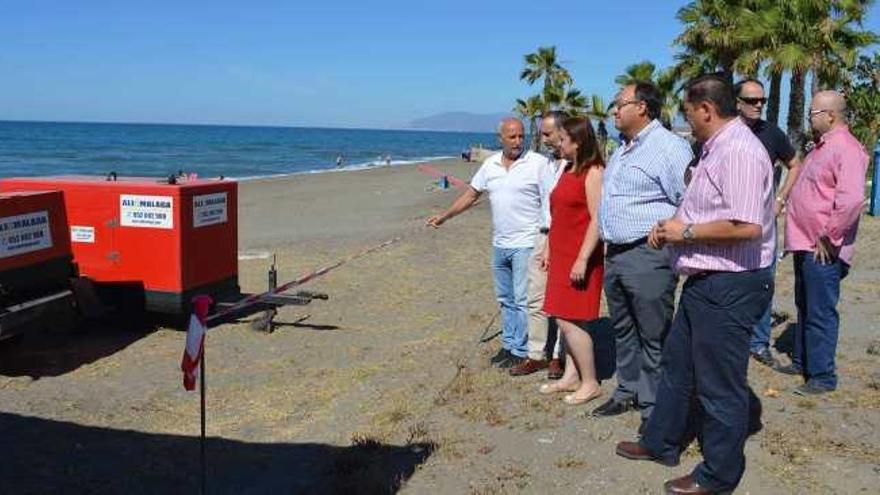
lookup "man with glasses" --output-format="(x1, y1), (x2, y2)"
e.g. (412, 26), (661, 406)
(780, 90), (868, 395)
(734, 78), (802, 369)
(593, 83), (692, 432)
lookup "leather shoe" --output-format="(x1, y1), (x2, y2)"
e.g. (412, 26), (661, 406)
(793, 381), (835, 396)
(615, 441), (679, 467)
(774, 363), (802, 375)
(592, 397), (635, 417)
(750, 347), (779, 368)
(509, 358), (548, 376)
(663, 474), (715, 494)
(498, 355), (524, 369)
(547, 358), (564, 379)
(489, 348), (510, 365)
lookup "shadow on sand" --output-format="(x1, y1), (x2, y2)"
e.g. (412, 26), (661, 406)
(0, 412), (434, 494)
(0, 314), (159, 380)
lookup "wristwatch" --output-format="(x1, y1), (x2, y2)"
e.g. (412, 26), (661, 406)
(682, 224), (695, 244)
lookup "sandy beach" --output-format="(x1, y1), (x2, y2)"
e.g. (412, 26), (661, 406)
(1, 158), (879, 494)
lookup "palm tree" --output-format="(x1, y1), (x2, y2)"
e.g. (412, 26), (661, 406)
(520, 46), (573, 106)
(546, 85), (587, 116)
(734, 0), (877, 147)
(586, 94), (611, 155)
(514, 95), (546, 151)
(615, 61), (658, 86)
(674, 0), (754, 82)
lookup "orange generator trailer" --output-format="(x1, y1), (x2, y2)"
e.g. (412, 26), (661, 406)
(0, 175), (239, 315)
(0, 190), (76, 340)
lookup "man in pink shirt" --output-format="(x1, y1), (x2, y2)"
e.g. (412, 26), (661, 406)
(615, 75), (774, 495)
(779, 90), (869, 395)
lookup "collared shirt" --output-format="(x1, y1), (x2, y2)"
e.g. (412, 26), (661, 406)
(673, 118), (775, 275)
(599, 119), (692, 244)
(470, 150), (550, 248)
(538, 157), (566, 229)
(784, 126), (868, 265)
(746, 119), (797, 188)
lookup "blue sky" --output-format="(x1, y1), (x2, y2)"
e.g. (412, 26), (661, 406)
(1, 0), (878, 129)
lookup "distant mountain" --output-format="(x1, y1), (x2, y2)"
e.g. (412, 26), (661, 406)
(407, 112), (510, 133)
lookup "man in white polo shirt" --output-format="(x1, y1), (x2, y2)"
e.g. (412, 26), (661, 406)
(428, 117), (549, 368)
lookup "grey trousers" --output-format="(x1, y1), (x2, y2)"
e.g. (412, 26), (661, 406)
(604, 242), (677, 420)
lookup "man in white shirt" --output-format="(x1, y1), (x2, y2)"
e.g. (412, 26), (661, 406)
(510, 111), (566, 377)
(428, 117), (549, 368)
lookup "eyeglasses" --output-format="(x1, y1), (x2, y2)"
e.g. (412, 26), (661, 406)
(613, 99), (641, 109)
(809, 109), (831, 117)
(738, 97), (767, 106)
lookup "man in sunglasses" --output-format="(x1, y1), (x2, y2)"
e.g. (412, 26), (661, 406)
(734, 78), (802, 369)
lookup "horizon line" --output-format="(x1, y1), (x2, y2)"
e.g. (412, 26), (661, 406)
(0, 118), (501, 134)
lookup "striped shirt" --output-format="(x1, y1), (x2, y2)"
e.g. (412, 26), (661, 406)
(673, 118), (775, 275)
(599, 119), (692, 244)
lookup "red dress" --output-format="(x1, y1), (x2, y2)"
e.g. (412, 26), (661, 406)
(542, 167), (604, 321)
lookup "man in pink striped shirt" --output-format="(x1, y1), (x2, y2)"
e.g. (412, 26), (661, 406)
(779, 90), (869, 395)
(616, 75), (774, 495)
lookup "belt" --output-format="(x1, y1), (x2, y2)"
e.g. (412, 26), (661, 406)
(539, 227), (550, 234)
(606, 237), (648, 256)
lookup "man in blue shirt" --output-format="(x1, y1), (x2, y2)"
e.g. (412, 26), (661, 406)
(594, 82), (693, 433)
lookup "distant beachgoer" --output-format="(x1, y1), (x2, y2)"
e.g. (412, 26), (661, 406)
(461, 148), (472, 162)
(336, 154), (345, 168)
(779, 90), (869, 395)
(508, 110), (566, 379)
(427, 118), (550, 369)
(385, 154), (391, 166)
(734, 78), (802, 369)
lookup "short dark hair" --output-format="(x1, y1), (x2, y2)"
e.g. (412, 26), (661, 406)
(541, 110), (566, 129)
(733, 78), (764, 97)
(632, 82), (663, 121)
(685, 74), (737, 118)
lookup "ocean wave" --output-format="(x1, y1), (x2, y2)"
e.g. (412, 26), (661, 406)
(231, 155), (455, 181)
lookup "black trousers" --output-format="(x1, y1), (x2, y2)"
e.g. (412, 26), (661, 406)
(640, 267), (772, 492)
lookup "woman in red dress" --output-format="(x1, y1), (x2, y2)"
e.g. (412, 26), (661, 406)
(538, 117), (605, 405)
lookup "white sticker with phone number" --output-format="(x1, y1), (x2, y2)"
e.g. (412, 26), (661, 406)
(120, 195), (173, 229)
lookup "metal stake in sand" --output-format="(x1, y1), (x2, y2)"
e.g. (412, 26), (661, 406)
(200, 343), (207, 495)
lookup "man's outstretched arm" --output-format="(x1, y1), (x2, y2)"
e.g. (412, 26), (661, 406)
(427, 186), (481, 228)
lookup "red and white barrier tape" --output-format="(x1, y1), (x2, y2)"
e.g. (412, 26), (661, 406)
(417, 164), (468, 189)
(206, 236), (402, 324)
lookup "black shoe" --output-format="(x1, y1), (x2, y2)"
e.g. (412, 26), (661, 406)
(750, 347), (779, 368)
(793, 381), (834, 396)
(591, 398), (635, 417)
(774, 363), (803, 375)
(489, 348), (510, 365)
(498, 355), (524, 369)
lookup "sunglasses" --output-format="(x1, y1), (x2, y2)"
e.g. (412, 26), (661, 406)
(738, 97), (767, 106)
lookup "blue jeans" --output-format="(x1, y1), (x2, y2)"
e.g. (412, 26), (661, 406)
(492, 246), (532, 358)
(749, 255), (777, 353)
(792, 252), (849, 389)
